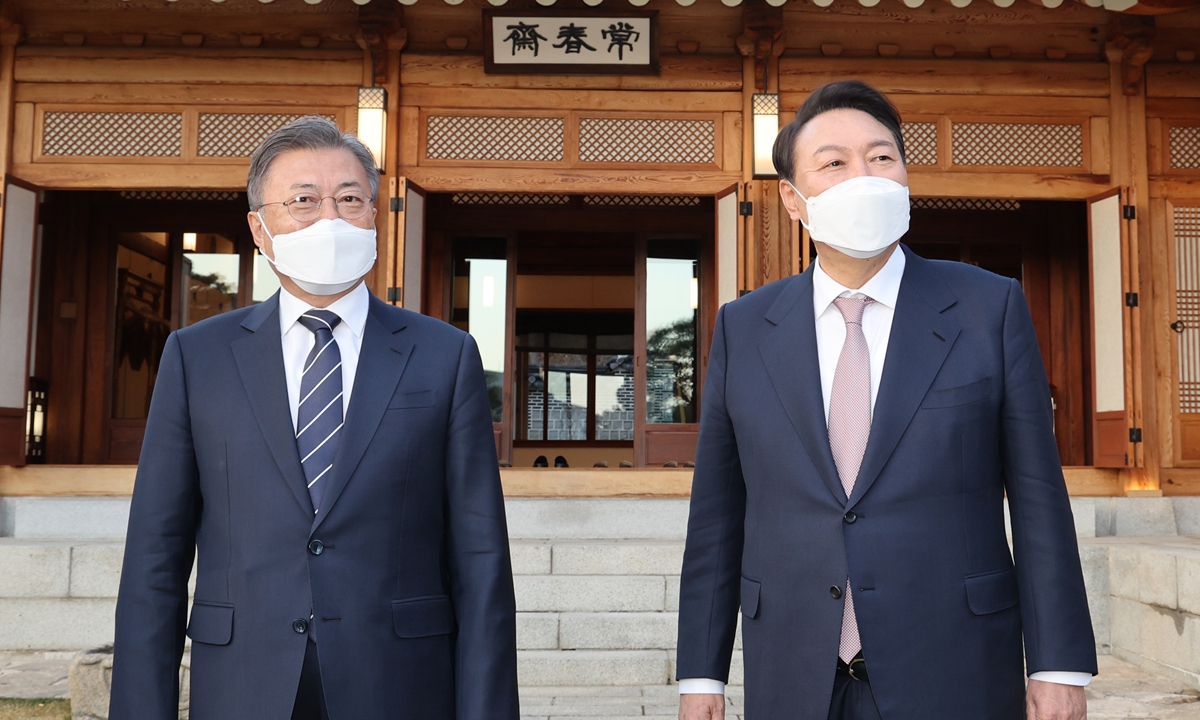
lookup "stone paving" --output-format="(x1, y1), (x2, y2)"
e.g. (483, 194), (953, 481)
(2, 651), (1197, 718)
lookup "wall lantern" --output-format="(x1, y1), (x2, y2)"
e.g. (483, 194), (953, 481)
(25, 378), (47, 464)
(751, 93), (780, 179)
(183, 232), (197, 252)
(357, 87), (388, 172)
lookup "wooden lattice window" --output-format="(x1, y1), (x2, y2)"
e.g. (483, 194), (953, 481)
(450, 193), (570, 205)
(582, 195), (702, 207)
(578, 117), (715, 164)
(427, 116), (565, 162)
(911, 198), (1021, 211)
(1169, 126), (1200, 171)
(901, 122), (938, 166)
(197, 113), (334, 158)
(42, 112), (183, 157)
(951, 122), (1083, 168)
(1176, 206), (1200, 413)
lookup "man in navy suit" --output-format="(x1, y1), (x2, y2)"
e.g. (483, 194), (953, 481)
(676, 82), (1096, 720)
(110, 116), (519, 720)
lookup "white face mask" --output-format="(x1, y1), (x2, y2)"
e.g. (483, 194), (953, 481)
(258, 216), (377, 296)
(787, 176), (910, 259)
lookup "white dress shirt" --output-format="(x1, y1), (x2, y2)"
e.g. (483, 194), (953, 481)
(278, 282), (369, 433)
(679, 248), (1090, 694)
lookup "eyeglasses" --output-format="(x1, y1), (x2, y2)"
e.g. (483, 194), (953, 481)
(257, 193), (373, 223)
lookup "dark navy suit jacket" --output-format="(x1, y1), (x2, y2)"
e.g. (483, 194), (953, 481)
(110, 292), (519, 720)
(677, 247), (1096, 719)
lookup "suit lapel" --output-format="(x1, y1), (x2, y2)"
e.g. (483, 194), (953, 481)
(231, 295), (314, 518)
(847, 248), (960, 509)
(312, 296), (412, 533)
(758, 270), (846, 505)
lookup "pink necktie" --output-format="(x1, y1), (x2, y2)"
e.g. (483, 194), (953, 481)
(828, 295), (874, 664)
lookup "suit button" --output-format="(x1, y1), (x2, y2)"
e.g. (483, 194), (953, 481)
(844, 511), (857, 524)
(292, 618), (308, 634)
(308, 540), (324, 556)
(830, 586), (842, 600)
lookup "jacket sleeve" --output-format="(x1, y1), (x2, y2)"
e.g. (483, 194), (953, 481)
(443, 333), (520, 720)
(999, 279), (1098, 677)
(109, 332), (200, 720)
(676, 305), (747, 682)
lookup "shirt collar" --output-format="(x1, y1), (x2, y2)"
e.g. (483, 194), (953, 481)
(812, 244), (906, 319)
(278, 281), (370, 339)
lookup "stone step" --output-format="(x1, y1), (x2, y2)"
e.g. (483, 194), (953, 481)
(517, 650), (744, 687)
(505, 499), (690, 541)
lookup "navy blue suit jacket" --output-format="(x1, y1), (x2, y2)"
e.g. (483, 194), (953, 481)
(110, 292), (519, 720)
(676, 247), (1096, 719)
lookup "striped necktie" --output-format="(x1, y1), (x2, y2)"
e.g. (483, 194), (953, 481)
(828, 294), (874, 664)
(296, 310), (343, 514)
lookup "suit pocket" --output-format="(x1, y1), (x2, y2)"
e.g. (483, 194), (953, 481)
(388, 389), (436, 410)
(392, 595), (456, 638)
(921, 377), (993, 409)
(741, 576), (761, 619)
(186, 601), (234, 645)
(964, 567), (1019, 615)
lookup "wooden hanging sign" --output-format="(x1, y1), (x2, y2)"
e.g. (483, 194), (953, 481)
(483, 10), (658, 76)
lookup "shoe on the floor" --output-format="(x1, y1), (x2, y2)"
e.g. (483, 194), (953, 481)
(594, 461), (609, 468)
(554, 455), (569, 468)
(619, 460), (634, 468)
(663, 461), (678, 468)
(533, 455), (548, 467)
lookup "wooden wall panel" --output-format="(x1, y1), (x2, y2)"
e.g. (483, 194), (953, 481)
(1147, 64), (1200, 100)
(779, 59), (1110, 98)
(13, 48), (362, 86)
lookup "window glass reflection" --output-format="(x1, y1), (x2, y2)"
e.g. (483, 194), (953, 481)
(595, 353), (634, 441)
(253, 249), (281, 303)
(113, 233), (170, 420)
(645, 241), (698, 424)
(182, 233), (239, 327)
(452, 238), (507, 423)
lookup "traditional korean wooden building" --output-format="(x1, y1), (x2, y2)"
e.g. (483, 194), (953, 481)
(0, 0), (1198, 499)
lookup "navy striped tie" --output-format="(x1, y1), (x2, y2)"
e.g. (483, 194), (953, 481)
(296, 310), (343, 514)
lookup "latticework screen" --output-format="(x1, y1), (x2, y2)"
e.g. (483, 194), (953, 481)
(451, 193), (570, 205)
(901, 122), (938, 166)
(42, 112), (183, 157)
(579, 118), (715, 164)
(911, 198), (1021, 211)
(197, 114), (333, 157)
(1169, 126), (1200, 171)
(427, 116), (565, 162)
(1176, 206), (1200, 413)
(583, 195), (702, 207)
(952, 122), (1083, 168)
(119, 191), (242, 202)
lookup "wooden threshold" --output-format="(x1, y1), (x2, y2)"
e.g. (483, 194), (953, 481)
(0, 464), (1151, 498)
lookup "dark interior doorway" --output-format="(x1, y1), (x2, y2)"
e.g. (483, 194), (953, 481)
(905, 198), (1092, 466)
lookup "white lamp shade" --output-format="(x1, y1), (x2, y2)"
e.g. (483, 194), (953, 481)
(357, 87), (388, 172)
(752, 93), (780, 178)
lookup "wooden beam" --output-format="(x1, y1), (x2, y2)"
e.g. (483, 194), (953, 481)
(907, 170), (1112, 198)
(1150, 178), (1200, 198)
(397, 166), (742, 195)
(0, 465), (136, 496)
(779, 58), (1110, 98)
(400, 87), (742, 113)
(14, 82), (360, 107)
(399, 53), (742, 91)
(1146, 63), (1200, 99)
(501, 469), (693, 497)
(1162, 467), (1200, 495)
(9, 161), (249, 189)
(14, 48), (362, 86)
(1062, 467), (1123, 495)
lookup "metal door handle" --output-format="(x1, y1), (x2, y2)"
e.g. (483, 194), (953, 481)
(1172, 321), (1186, 334)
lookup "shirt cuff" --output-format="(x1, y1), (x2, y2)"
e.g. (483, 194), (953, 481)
(1028, 671), (1092, 687)
(678, 679), (727, 695)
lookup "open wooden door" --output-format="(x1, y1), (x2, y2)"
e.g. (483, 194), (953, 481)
(394, 177), (427, 312)
(1087, 188), (1135, 468)
(0, 178), (41, 466)
(716, 185), (739, 308)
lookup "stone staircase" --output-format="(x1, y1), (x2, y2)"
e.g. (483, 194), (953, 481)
(3, 495), (1200, 690)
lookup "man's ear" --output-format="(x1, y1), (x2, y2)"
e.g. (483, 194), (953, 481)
(779, 179), (806, 224)
(247, 211), (272, 258)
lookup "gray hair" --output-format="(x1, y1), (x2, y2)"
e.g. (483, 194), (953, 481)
(246, 115), (380, 210)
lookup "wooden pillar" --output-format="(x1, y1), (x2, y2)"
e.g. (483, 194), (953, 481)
(1107, 38), (1158, 494)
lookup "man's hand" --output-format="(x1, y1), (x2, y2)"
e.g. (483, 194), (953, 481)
(1026, 679), (1087, 720)
(679, 693), (725, 720)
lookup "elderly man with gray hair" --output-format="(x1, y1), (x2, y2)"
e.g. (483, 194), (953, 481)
(109, 116), (519, 720)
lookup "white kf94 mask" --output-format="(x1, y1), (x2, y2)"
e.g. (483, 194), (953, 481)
(258, 216), (378, 296)
(787, 175), (911, 259)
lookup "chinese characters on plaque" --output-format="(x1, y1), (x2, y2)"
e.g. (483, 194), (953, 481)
(485, 12), (658, 75)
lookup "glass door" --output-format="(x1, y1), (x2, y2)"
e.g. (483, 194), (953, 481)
(636, 236), (701, 466)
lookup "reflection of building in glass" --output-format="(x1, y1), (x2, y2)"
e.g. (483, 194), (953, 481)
(596, 355), (634, 441)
